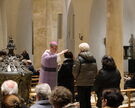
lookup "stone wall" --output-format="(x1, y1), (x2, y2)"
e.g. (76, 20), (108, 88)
(32, 0), (64, 68)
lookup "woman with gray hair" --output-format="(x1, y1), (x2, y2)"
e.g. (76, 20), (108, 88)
(30, 83), (52, 108)
(1, 80), (28, 108)
(1, 80), (18, 96)
(73, 43), (97, 108)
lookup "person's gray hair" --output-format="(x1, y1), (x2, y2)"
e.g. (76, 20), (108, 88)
(1, 80), (18, 95)
(79, 43), (90, 52)
(35, 83), (51, 99)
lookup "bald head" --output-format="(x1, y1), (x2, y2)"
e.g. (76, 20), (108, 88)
(49, 41), (58, 53)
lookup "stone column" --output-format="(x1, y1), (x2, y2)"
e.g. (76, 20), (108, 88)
(106, 0), (124, 87)
(1, 0), (8, 49)
(46, 0), (64, 50)
(32, 0), (47, 68)
(72, 0), (93, 56)
(32, 0), (64, 68)
(6, 0), (20, 45)
(0, 1), (5, 49)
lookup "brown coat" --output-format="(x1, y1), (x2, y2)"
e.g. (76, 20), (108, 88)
(73, 51), (97, 86)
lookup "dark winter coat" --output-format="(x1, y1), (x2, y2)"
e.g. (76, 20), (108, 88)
(124, 75), (135, 89)
(94, 68), (121, 108)
(58, 58), (74, 93)
(72, 51), (97, 86)
(94, 69), (121, 91)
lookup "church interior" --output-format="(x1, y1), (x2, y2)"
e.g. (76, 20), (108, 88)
(0, 0), (135, 108)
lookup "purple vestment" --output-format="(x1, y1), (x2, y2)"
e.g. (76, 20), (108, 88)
(39, 50), (57, 89)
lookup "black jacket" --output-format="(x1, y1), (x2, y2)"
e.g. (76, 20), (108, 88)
(58, 58), (74, 87)
(73, 51), (97, 86)
(94, 68), (121, 91)
(124, 76), (135, 89)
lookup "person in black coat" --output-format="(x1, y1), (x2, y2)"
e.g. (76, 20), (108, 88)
(58, 51), (74, 98)
(94, 55), (121, 108)
(124, 74), (135, 89)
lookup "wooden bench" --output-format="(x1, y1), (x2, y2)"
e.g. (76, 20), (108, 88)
(121, 88), (135, 108)
(31, 75), (39, 87)
(90, 89), (135, 108)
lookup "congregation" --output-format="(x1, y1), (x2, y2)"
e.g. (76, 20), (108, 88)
(0, 42), (125, 108)
(0, 0), (135, 108)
